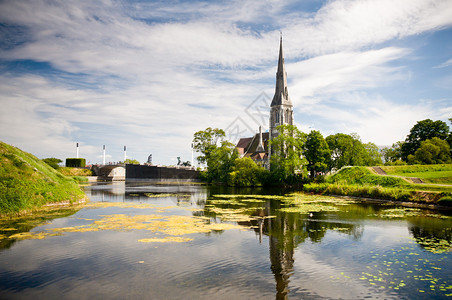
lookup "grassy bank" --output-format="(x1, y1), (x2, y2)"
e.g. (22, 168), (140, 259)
(59, 167), (93, 177)
(303, 166), (452, 205)
(380, 164), (452, 185)
(0, 141), (86, 216)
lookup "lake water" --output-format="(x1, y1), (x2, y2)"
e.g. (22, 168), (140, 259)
(0, 181), (451, 299)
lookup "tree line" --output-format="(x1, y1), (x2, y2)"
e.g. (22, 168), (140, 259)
(193, 118), (451, 186)
(192, 125), (382, 186)
(383, 118), (452, 165)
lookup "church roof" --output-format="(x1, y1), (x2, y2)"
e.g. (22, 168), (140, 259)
(236, 132), (269, 157)
(271, 36), (293, 107)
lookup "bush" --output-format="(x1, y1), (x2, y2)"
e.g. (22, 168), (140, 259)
(66, 158), (86, 167)
(322, 183), (412, 201)
(313, 174), (326, 183)
(226, 157), (269, 186)
(42, 157), (62, 169)
(303, 183), (328, 194)
(438, 196), (452, 207)
(59, 167), (93, 176)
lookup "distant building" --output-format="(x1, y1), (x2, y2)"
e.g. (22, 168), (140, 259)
(236, 36), (294, 169)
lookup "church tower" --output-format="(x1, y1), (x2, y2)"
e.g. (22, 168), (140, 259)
(269, 35), (294, 142)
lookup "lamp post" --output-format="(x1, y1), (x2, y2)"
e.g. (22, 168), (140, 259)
(191, 142), (194, 168)
(103, 145), (106, 165)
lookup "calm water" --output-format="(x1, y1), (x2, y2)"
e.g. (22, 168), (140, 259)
(0, 181), (451, 299)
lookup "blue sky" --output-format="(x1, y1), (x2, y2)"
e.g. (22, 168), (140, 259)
(0, 0), (451, 166)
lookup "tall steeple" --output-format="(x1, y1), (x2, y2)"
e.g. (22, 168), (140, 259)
(271, 35), (292, 107)
(269, 34), (294, 144)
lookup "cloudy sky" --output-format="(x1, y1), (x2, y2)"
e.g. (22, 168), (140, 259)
(0, 0), (451, 165)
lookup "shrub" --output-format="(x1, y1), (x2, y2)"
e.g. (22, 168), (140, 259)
(42, 157), (62, 169)
(322, 183), (412, 201)
(438, 196), (452, 207)
(59, 167), (93, 176)
(66, 158), (86, 167)
(302, 183), (328, 194)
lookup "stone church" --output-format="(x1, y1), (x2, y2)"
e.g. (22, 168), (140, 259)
(236, 36), (294, 169)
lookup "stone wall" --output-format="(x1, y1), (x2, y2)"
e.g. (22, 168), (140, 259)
(125, 164), (199, 180)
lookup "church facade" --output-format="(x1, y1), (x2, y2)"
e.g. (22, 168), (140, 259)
(236, 36), (294, 169)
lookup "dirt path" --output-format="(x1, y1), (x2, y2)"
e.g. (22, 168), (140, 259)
(409, 177), (424, 184)
(372, 167), (426, 184)
(372, 166), (387, 175)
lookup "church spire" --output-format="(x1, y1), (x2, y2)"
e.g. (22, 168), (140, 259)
(271, 34), (292, 107)
(256, 126), (265, 152)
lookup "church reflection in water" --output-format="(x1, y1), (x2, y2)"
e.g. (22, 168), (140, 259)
(236, 199), (363, 299)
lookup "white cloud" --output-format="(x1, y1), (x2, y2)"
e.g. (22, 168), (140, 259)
(0, 0), (451, 164)
(434, 58), (452, 69)
(288, 47), (409, 100)
(297, 92), (445, 145)
(284, 0), (452, 56)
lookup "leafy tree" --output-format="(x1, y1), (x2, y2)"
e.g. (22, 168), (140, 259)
(124, 158), (140, 164)
(176, 157), (191, 166)
(205, 141), (237, 183)
(401, 119), (449, 161)
(382, 141), (404, 164)
(326, 133), (354, 170)
(270, 124), (307, 182)
(448, 118), (452, 154)
(409, 137), (451, 164)
(192, 127), (226, 165)
(363, 142), (383, 166)
(326, 133), (380, 169)
(42, 157), (62, 169)
(303, 130), (331, 178)
(227, 157), (268, 186)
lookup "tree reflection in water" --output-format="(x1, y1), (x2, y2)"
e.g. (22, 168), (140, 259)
(202, 195), (365, 299)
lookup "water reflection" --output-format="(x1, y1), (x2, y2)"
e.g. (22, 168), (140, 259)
(0, 182), (450, 299)
(0, 207), (81, 250)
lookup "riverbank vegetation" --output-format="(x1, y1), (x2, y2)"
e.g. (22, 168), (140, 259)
(380, 164), (452, 185)
(192, 118), (452, 205)
(0, 141), (86, 216)
(58, 167), (93, 177)
(303, 166), (452, 205)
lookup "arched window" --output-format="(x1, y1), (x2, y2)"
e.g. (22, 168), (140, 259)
(275, 111), (279, 124)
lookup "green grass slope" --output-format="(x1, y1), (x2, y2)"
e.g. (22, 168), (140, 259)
(381, 164), (452, 185)
(328, 166), (408, 187)
(304, 166), (452, 204)
(0, 141), (86, 215)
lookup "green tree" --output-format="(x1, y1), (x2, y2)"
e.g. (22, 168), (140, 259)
(227, 157), (268, 186)
(303, 130), (331, 178)
(270, 124), (307, 182)
(124, 158), (140, 164)
(42, 157), (62, 169)
(363, 142), (383, 166)
(448, 118), (452, 155)
(192, 127), (226, 165)
(410, 137), (451, 164)
(326, 133), (354, 170)
(401, 119), (449, 161)
(205, 141), (237, 183)
(382, 141), (404, 164)
(326, 133), (378, 169)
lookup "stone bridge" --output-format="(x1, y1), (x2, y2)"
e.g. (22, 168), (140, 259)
(92, 165), (125, 181)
